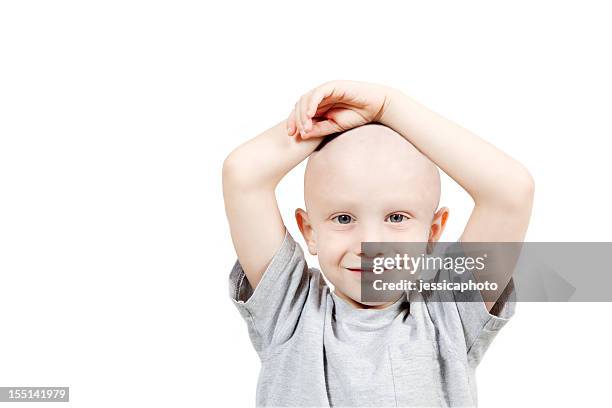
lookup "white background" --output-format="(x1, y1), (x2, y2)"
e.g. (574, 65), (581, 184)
(1, 1), (611, 407)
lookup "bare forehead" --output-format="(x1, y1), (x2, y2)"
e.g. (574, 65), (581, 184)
(304, 124), (440, 213)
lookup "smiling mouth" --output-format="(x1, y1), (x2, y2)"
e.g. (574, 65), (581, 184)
(345, 262), (392, 273)
(346, 267), (378, 274)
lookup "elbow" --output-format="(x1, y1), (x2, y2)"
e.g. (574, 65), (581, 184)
(222, 150), (246, 188)
(476, 167), (535, 212)
(503, 168), (535, 211)
(524, 170), (535, 201)
(222, 150), (272, 191)
(222, 151), (238, 181)
(516, 167), (535, 202)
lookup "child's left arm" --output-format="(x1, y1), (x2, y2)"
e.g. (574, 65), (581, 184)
(289, 80), (534, 312)
(380, 89), (535, 241)
(379, 88), (534, 313)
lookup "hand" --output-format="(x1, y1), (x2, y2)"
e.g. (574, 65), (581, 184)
(286, 80), (393, 139)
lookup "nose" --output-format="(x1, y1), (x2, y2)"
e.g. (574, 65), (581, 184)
(355, 223), (385, 258)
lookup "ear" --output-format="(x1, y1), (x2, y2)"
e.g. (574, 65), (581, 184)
(295, 208), (317, 255)
(429, 207), (449, 243)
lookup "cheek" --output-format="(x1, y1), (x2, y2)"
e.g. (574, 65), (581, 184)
(315, 228), (353, 265)
(389, 222), (431, 241)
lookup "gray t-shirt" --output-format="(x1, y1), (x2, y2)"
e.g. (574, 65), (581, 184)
(229, 231), (515, 407)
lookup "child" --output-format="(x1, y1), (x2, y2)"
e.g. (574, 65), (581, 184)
(223, 80), (534, 407)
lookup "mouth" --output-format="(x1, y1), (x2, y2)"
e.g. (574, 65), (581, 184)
(345, 266), (379, 274)
(344, 260), (393, 274)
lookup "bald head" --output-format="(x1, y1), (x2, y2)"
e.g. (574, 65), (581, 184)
(304, 124), (441, 220)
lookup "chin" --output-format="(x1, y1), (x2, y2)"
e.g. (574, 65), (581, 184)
(343, 291), (394, 308)
(358, 300), (395, 307)
(359, 302), (389, 307)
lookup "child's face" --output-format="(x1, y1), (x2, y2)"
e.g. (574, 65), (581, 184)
(296, 124), (448, 308)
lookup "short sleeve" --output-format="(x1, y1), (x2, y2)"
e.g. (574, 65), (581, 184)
(453, 269), (516, 368)
(228, 230), (311, 357)
(444, 241), (517, 367)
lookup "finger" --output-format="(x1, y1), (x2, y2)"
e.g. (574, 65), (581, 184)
(303, 119), (341, 139)
(300, 93), (312, 132)
(308, 82), (339, 118)
(313, 102), (338, 118)
(287, 110), (296, 136)
(295, 100), (304, 135)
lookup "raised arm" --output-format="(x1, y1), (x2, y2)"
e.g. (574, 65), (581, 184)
(222, 120), (320, 289)
(379, 90), (534, 311)
(379, 90), (534, 240)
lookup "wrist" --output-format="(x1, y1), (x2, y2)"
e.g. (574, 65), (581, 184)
(377, 88), (403, 124)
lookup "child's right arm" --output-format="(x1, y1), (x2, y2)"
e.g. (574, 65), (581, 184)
(222, 119), (320, 289)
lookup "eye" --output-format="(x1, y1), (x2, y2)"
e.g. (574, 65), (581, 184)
(386, 213), (409, 223)
(332, 214), (353, 224)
